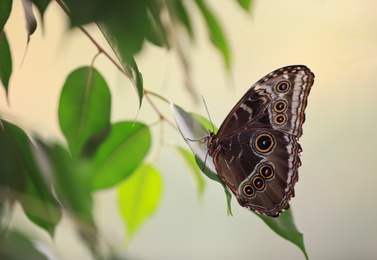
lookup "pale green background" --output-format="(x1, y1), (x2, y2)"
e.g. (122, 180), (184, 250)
(3, 0), (377, 259)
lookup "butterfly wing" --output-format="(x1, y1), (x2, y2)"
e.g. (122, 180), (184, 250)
(213, 130), (301, 217)
(217, 65), (314, 138)
(211, 65), (314, 217)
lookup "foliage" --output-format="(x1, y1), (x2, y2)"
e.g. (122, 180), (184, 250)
(0, 0), (308, 259)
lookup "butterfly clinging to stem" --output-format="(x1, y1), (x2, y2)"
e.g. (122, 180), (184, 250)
(206, 65), (314, 217)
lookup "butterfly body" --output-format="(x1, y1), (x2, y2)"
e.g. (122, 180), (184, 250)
(208, 65), (314, 217)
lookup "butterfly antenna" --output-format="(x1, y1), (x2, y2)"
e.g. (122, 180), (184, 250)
(201, 95), (215, 132)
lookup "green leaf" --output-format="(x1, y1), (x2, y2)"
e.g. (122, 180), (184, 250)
(47, 144), (94, 223)
(90, 121), (151, 191)
(171, 103), (232, 215)
(0, 120), (62, 236)
(167, 0), (194, 39)
(0, 1), (12, 91)
(194, 0), (231, 69)
(193, 154), (233, 216)
(19, 137), (62, 237)
(258, 210), (308, 259)
(146, 1), (169, 48)
(22, 180), (62, 237)
(21, 0), (37, 43)
(190, 112), (218, 133)
(0, 32), (12, 96)
(58, 66), (111, 158)
(0, 0), (12, 32)
(237, 0), (253, 11)
(170, 103), (215, 176)
(118, 164), (162, 242)
(175, 146), (206, 199)
(0, 121), (29, 202)
(98, 28), (144, 108)
(97, 0), (149, 58)
(0, 230), (48, 259)
(31, 0), (51, 24)
(61, 0), (145, 106)
(62, 0), (109, 26)
(44, 142), (98, 252)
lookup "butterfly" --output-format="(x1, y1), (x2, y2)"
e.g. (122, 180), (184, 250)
(207, 65), (314, 217)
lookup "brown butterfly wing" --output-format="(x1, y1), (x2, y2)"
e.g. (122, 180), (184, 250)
(213, 130), (301, 217)
(216, 65), (314, 138)
(209, 65), (314, 217)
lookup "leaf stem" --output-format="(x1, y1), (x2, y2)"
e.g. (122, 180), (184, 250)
(144, 91), (176, 129)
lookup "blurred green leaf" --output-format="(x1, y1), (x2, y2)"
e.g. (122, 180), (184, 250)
(259, 210), (308, 259)
(237, 0), (253, 11)
(194, 0), (231, 69)
(31, 0), (51, 24)
(118, 164), (162, 242)
(175, 146), (206, 199)
(45, 142), (98, 252)
(193, 155), (233, 216)
(98, 27), (144, 108)
(63, 0), (145, 106)
(19, 138), (62, 237)
(167, 0), (194, 39)
(23, 180), (61, 237)
(47, 143), (94, 225)
(0, 32), (12, 96)
(96, 0), (149, 60)
(0, 230), (47, 259)
(90, 121), (151, 191)
(63, 0), (149, 36)
(0, 120), (62, 236)
(21, 0), (37, 43)
(58, 66), (111, 158)
(62, 0), (110, 26)
(0, 121), (29, 203)
(146, 0), (169, 48)
(0, 0), (12, 32)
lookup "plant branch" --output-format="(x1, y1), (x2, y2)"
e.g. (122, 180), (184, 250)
(55, 0), (126, 75)
(55, 0), (178, 132)
(144, 90), (176, 129)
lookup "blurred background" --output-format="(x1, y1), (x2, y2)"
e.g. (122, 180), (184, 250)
(2, 0), (377, 259)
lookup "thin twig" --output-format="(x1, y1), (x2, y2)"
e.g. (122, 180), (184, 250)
(144, 91), (176, 129)
(55, 0), (126, 75)
(55, 0), (179, 132)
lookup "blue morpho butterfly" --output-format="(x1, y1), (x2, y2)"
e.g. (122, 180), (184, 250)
(173, 65), (314, 217)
